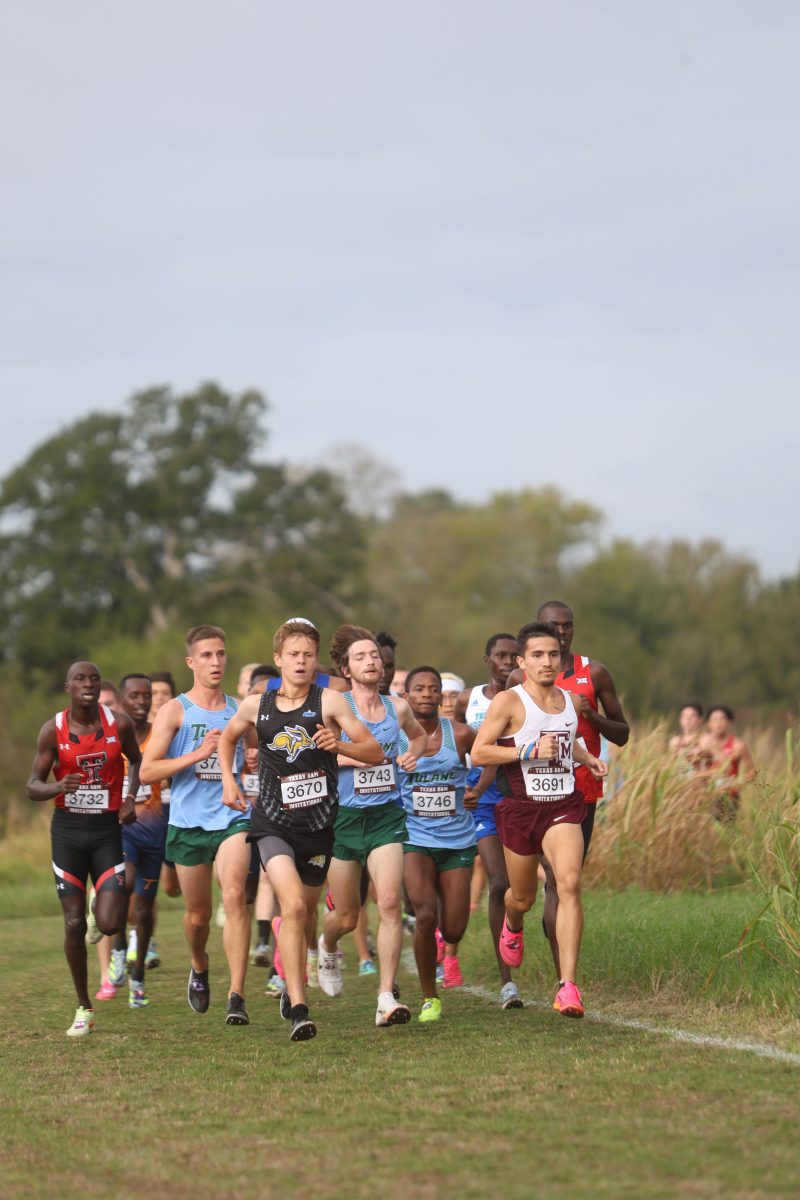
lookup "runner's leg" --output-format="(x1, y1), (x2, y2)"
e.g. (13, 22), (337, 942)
(403, 852), (439, 997)
(478, 834), (513, 984)
(175, 862), (213, 972)
(366, 841), (404, 996)
(215, 831), (252, 999)
(540, 823), (584, 984)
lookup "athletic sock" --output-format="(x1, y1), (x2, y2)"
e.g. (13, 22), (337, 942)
(114, 933), (126, 951)
(257, 919), (271, 943)
(291, 1003), (309, 1022)
(378, 991), (396, 1009)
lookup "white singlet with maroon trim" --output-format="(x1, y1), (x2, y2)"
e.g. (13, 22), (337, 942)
(499, 685), (579, 802)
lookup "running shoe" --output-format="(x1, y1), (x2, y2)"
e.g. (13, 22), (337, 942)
(391, 981), (401, 1001)
(403, 913), (416, 934)
(215, 900), (227, 928)
(126, 930), (138, 966)
(128, 977), (150, 1010)
(251, 942), (271, 968)
(442, 955), (463, 988)
(306, 948), (318, 987)
(500, 981), (524, 1010)
(145, 940), (160, 970)
(272, 915), (283, 978)
(108, 947), (127, 987)
(498, 916), (524, 968)
(317, 936), (343, 997)
(225, 992), (250, 1025)
(66, 1006), (95, 1038)
(264, 973), (284, 997)
(358, 959), (378, 976)
(188, 966), (210, 1013)
(84, 889), (102, 945)
(290, 1005), (317, 1042)
(418, 997), (442, 1024)
(94, 980), (117, 1002)
(279, 989), (292, 1021)
(553, 980), (584, 1018)
(434, 927), (446, 964)
(435, 962), (444, 983)
(375, 992), (411, 1027)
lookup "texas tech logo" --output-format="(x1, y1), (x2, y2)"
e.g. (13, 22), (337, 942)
(76, 751), (107, 785)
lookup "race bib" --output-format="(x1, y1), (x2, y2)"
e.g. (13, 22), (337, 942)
(354, 760), (396, 796)
(242, 773), (260, 796)
(65, 788), (110, 813)
(281, 770), (328, 810)
(195, 752), (222, 782)
(522, 764), (572, 799)
(412, 784), (456, 817)
(122, 777), (152, 802)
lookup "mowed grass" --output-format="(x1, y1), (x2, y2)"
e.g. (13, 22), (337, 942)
(2, 889), (800, 1200)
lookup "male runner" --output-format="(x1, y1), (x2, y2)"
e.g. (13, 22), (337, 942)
(219, 619), (383, 1041)
(148, 671), (181, 925)
(507, 602), (628, 976)
(473, 622), (607, 1017)
(698, 706), (756, 818)
(141, 625), (252, 1025)
(376, 631), (398, 696)
(669, 703), (706, 767)
(454, 633), (522, 1008)
(262, 618), (349, 694)
(316, 625), (427, 1026)
(26, 661), (141, 1037)
(398, 667), (478, 1023)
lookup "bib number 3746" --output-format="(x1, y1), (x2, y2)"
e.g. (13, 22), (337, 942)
(412, 785), (456, 817)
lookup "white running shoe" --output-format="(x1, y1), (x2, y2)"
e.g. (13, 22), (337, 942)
(500, 981), (524, 1010)
(375, 991), (411, 1027)
(84, 888), (102, 945)
(316, 936), (343, 997)
(66, 1006), (95, 1038)
(108, 947), (127, 987)
(215, 901), (227, 928)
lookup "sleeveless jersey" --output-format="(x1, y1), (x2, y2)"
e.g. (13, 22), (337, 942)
(710, 735), (741, 789)
(338, 692), (401, 809)
(53, 705), (125, 814)
(499, 685), (579, 803)
(252, 684), (338, 833)
(122, 727), (162, 822)
(464, 683), (504, 805)
(556, 653), (603, 804)
(398, 719), (475, 850)
(167, 694), (244, 831)
(266, 671), (331, 692)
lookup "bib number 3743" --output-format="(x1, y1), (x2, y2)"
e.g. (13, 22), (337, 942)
(281, 771), (328, 810)
(354, 760), (396, 796)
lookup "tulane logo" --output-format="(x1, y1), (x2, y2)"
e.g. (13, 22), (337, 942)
(268, 725), (316, 764)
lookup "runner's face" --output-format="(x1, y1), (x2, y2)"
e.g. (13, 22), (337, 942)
(150, 682), (174, 712)
(407, 673), (442, 719)
(391, 668), (408, 697)
(518, 638), (561, 685)
(66, 663), (101, 707)
(238, 666), (254, 699)
(346, 639), (383, 687)
(707, 710), (730, 737)
(486, 638), (517, 683)
(679, 707), (703, 736)
(539, 607), (574, 655)
(440, 690), (458, 718)
(276, 635), (318, 685)
(121, 679), (152, 724)
(187, 638), (226, 688)
(379, 645), (395, 693)
(98, 689), (117, 708)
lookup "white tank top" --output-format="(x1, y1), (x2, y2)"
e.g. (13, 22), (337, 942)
(464, 684), (491, 732)
(503, 685), (579, 800)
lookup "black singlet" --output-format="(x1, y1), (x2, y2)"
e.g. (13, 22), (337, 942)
(251, 684), (338, 834)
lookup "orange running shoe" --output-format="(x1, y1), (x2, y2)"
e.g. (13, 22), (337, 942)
(553, 980), (584, 1018)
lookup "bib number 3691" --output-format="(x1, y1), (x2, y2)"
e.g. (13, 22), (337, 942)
(281, 771), (328, 810)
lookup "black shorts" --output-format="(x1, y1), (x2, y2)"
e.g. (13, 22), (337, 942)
(251, 823), (334, 888)
(51, 808), (126, 898)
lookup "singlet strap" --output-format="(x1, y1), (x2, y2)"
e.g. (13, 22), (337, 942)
(382, 694), (397, 721)
(441, 718), (456, 752)
(344, 691), (359, 719)
(178, 694), (191, 712)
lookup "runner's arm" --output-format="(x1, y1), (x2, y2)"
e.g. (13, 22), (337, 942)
(218, 697), (260, 812)
(318, 691), (384, 764)
(573, 738), (608, 779)
(470, 695), (523, 765)
(140, 698), (220, 784)
(739, 739), (757, 785)
(453, 688), (471, 723)
(395, 697), (428, 769)
(580, 663), (629, 746)
(116, 713), (141, 825)
(26, 721), (76, 801)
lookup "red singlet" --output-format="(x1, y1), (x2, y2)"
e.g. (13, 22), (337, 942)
(53, 705), (125, 813)
(555, 654), (603, 804)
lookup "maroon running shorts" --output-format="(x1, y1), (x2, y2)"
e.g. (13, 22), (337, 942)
(495, 790), (587, 857)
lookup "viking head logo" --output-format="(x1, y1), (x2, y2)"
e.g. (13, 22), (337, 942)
(267, 725), (316, 764)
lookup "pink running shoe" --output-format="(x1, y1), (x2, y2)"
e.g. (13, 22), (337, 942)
(498, 917), (524, 968)
(442, 954), (463, 988)
(272, 915), (284, 980)
(95, 980), (117, 1001)
(553, 980), (584, 1018)
(434, 927), (446, 964)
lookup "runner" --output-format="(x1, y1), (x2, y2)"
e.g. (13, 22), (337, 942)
(669, 703), (707, 768)
(149, 671), (180, 944)
(218, 618), (383, 1041)
(440, 674), (465, 720)
(507, 602), (629, 977)
(698, 706), (756, 819)
(472, 622), (607, 1017)
(454, 633), (522, 1008)
(391, 667), (409, 699)
(262, 619), (348, 694)
(140, 625), (253, 1026)
(398, 667), (478, 1023)
(149, 672), (177, 723)
(26, 660), (141, 1037)
(376, 631), (398, 697)
(316, 625), (427, 1027)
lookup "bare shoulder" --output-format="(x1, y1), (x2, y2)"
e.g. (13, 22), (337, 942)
(451, 718), (475, 751)
(236, 693), (262, 723)
(505, 668), (524, 690)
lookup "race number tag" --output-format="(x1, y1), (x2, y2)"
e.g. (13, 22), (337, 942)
(195, 753), (222, 782)
(281, 771), (328, 810)
(354, 760), (396, 796)
(242, 773), (259, 796)
(522, 730), (573, 800)
(412, 784), (456, 818)
(122, 777), (151, 802)
(65, 788), (110, 813)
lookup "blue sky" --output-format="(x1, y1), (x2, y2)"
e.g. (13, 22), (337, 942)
(2, 2), (797, 575)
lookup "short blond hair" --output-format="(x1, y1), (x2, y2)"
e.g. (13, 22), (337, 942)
(274, 619), (321, 655)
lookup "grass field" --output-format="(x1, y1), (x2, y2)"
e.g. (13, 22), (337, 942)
(2, 876), (800, 1200)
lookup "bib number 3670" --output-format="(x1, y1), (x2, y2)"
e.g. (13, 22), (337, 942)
(281, 771), (328, 809)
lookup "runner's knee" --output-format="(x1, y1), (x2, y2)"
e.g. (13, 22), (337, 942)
(412, 899), (437, 930)
(376, 888), (402, 921)
(555, 869), (581, 899)
(63, 911), (87, 940)
(279, 894), (306, 924)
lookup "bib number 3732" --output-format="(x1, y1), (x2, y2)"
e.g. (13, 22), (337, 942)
(66, 789), (110, 812)
(281, 771), (328, 810)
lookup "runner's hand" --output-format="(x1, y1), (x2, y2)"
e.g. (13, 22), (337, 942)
(244, 747), (259, 772)
(222, 778), (250, 812)
(197, 729), (222, 758)
(118, 796), (137, 825)
(463, 787), (479, 811)
(587, 757), (608, 780)
(396, 750), (417, 772)
(537, 734), (558, 760)
(313, 724), (338, 752)
(61, 773), (83, 793)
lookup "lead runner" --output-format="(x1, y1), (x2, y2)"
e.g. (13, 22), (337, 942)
(471, 621), (607, 1017)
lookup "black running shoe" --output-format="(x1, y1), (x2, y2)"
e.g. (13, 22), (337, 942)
(225, 992), (249, 1025)
(391, 981), (401, 1001)
(188, 967), (210, 1013)
(290, 1004), (316, 1042)
(279, 989), (291, 1021)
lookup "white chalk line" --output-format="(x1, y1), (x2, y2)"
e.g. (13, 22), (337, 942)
(400, 950), (800, 1067)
